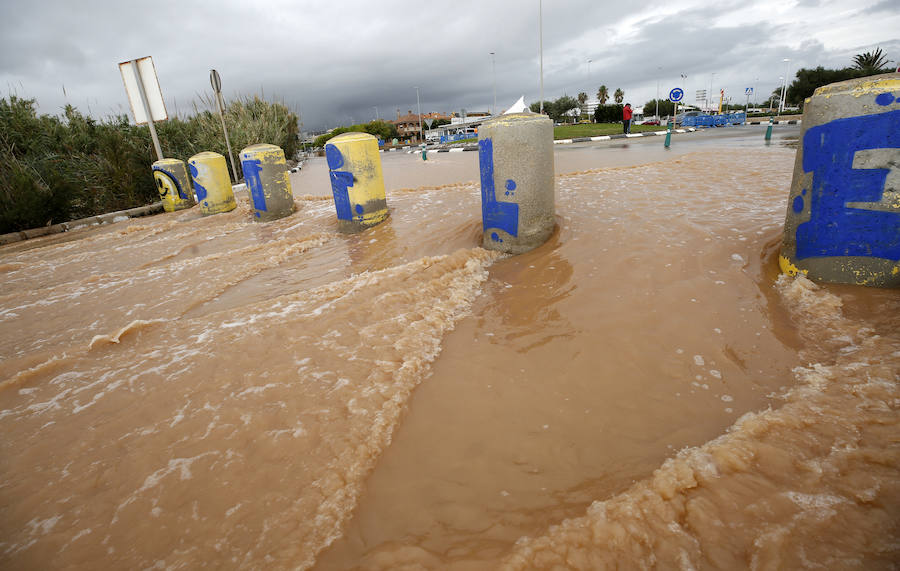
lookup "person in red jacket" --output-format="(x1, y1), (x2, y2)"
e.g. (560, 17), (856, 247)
(623, 103), (633, 134)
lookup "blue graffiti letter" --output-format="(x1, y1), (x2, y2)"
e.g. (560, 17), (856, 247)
(326, 145), (354, 220)
(242, 158), (268, 212)
(795, 109), (900, 261)
(188, 163), (208, 201)
(478, 138), (519, 240)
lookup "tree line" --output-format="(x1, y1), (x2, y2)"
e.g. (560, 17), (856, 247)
(777, 48), (893, 110)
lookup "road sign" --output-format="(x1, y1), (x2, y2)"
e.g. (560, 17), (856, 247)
(745, 87), (753, 95)
(210, 69), (222, 93)
(208, 69), (238, 184)
(669, 88), (684, 102)
(119, 57), (167, 125)
(425, 118), (434, 129)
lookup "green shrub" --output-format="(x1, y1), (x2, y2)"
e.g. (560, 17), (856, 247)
(0, 94), (299, 234)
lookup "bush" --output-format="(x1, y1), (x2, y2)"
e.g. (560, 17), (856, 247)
(313, 120), (399, 148)
(0, 94), (299, 234)
(593, 104), (624, 123)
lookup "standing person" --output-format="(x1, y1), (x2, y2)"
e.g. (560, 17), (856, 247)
(623, 103), (633, 134)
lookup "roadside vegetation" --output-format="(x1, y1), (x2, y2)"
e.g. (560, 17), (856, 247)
(554, 123), (663, 139)
(0, 95), (298, 234)
(312, 120), (399, 148)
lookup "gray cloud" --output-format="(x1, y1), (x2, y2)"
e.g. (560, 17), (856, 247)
(1, 0), (897, 131)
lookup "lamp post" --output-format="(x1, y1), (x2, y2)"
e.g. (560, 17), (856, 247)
(490, 51), (497, 116)
(708, 72), (716, 113)
(414, 86), (423, 143)
(373, 106), (379, 121)
(656, 66), (661, 120)
(779, 58), (790, 114)
(539, 0), (544, 114)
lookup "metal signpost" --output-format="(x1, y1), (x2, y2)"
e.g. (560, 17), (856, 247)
(666, 87), (684, 148)
(210, 69), (239, 183)
(119, 56), (167, 161)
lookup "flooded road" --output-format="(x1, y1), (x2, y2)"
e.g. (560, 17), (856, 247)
(1, 126), (897, 569)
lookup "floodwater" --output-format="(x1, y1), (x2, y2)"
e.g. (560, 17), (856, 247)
(1, 127), (897, 569)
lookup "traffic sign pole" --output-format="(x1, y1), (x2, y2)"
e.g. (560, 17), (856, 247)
(210, 69), (239, 183)
(666, 87), (683, 148)
(133, 59), (164, 161)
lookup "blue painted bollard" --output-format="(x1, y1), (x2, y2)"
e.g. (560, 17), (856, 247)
(478, 112), (555, 254)
(780, 73), (900, 287)
(188, 152), (236, 215)
(325, 132), (389, 232)
(240, 144), (294, 222)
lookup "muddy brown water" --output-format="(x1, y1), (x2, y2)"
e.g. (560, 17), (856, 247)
(1, 128), (897, 569)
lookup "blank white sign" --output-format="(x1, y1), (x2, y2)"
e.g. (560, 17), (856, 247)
(119, 56), (168, 124)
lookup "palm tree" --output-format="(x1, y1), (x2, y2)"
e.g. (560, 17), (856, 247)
(614, 88), (624, 104)
(853, 48), (890, 74)
(597, 85), (609, 105)
(577, 92), (588, 118)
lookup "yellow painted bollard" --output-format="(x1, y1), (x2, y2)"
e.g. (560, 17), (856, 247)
(240, 144), (294, 221)
(325, 132), (389, 232)
(188, 151), (236, 215)
(779, 73), (900, 287)
(151, 159), (194, 212)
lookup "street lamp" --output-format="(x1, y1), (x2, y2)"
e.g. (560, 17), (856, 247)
(414, 86), (423, 143)
(656, 66), (661, 119)
(708, 72), (716, 113)
(538, 0), (544, 114)
(779, 58), (790, 114)
(373, 106), (379, 121)
(490, 51), (497, 116)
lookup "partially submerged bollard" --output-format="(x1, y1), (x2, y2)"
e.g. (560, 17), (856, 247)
(240, 144), (294, 221)
(478, 112), (555, 254)
(152, 158), (194, 212)
(765, 116), (774, 141)
(780, 73), (900, 287)
(188, 151), (237, 215)
(325, 132), (389, 232)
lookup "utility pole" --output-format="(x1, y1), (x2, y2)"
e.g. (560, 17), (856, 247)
(414, 86), (422, 143)
(539, 0), (544, 114)
(490, 52), (497, 116)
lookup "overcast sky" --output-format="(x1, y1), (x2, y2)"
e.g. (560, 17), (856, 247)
(1, 0), (898, 131)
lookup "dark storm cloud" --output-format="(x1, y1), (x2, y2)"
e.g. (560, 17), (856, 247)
(1, 0), (897, 131)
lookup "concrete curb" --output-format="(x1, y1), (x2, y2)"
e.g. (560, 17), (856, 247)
(406, 128), (702, 154)
(552, 127), (697, 145)
(746, 120), (802, 125)
(410, 145), (479, 154)
(0, 202), (166, 246)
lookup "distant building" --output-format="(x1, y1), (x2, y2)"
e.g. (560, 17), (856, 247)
(392, 110), (451, 142)
(393, 110), (421, 141)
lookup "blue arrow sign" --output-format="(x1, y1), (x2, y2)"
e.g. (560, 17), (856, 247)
(669, 88), (684, 102)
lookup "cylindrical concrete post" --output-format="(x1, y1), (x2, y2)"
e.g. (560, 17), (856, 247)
(780, 73), (900, 287)
(151, 159), (194, 212)
(239, 143), (294, 221)
(477, 112), (555, 254)
(325, 132), (389, 232)
(188, 151), (237, 216)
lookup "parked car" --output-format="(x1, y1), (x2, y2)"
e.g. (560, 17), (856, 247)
(636, 115), (660, 126)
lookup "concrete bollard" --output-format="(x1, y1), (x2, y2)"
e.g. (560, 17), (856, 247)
(240, 144), (294, 221)
(152, 159), (194, 212)
(188, 151), (237, 216)
(477, 112), (555, 254)
(325, 132), (389, 232)
(780, 73), (900, 287)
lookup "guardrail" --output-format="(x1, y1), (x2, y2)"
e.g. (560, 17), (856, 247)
(682, 112), (747, 127)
